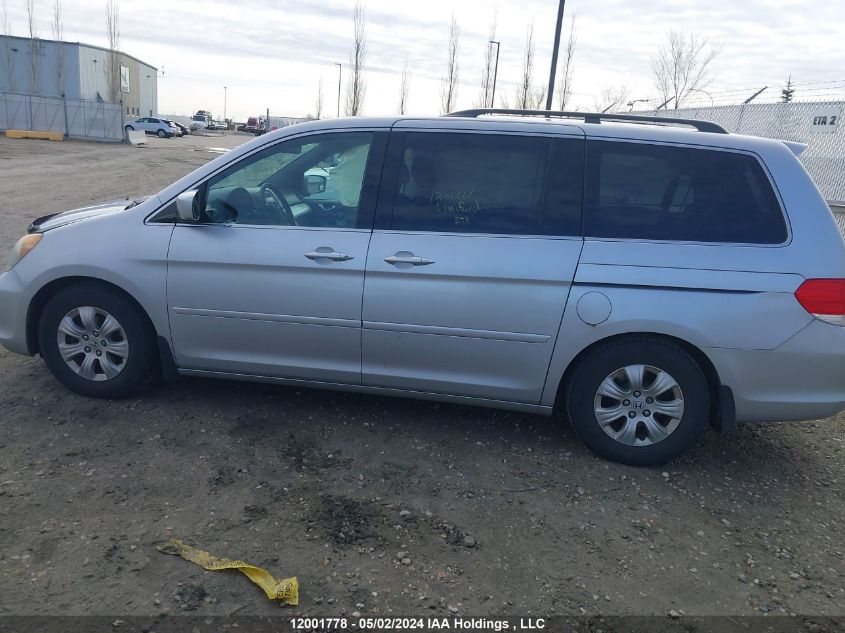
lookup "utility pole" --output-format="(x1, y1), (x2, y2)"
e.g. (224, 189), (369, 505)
(489, 40), (500, 109)
(545, 0), (566, 110)
(335, 62), (342, 117)
(224, 86), (227, 121)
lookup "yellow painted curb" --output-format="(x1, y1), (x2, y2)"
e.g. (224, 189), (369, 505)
(6, 129), (64, 141)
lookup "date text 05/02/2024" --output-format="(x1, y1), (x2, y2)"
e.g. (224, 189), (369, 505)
(289, 618), (546, 631)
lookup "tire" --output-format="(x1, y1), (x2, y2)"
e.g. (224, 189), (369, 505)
(157, 129), (167, 138)
(565, 337), (709, 466)
(124, 125), (134, 132)
(38, 283), (158, 399)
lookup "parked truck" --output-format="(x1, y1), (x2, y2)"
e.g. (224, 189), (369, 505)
(189, 110), (212, 132)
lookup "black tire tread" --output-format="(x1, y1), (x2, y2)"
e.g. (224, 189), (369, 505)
(565, 335), (709, 466)
(38, 282), (158, 399)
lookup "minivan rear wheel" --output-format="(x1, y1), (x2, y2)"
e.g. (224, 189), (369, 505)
(565, 337), (709, 466)
(156, 129), (167, 138)
(38, 283), (157, 398)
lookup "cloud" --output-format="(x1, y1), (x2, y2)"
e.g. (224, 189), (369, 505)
(3, 0), (842, 118)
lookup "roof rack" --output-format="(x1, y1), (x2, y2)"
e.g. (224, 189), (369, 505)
(445, 108), (728, 134)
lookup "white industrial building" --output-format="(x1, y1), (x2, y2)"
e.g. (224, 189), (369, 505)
(0, 34), (158, 116)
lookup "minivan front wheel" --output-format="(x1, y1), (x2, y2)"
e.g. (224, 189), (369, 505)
(38, 283), (157, 398)
(565, 337), (709, 466)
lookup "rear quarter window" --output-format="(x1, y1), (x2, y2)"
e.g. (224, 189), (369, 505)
(584, 141), (787, 244)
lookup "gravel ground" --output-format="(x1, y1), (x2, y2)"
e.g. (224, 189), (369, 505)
(0, 135), (842, 619)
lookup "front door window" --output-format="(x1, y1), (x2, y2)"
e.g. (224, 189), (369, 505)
(201, 132), (375, 228)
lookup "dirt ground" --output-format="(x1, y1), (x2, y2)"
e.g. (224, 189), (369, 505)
(0, 135), (842, 620)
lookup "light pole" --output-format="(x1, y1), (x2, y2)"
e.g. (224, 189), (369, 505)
(224, 86), (227, 122)
(545, 0), (566, 110)
(488, 40), (500, 109)
(335, 63), (342, 117)
(627, 98), (650, 111)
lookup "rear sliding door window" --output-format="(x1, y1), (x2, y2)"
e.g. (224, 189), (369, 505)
(584, 141), (787, 244)
(389, 132), (583, 236)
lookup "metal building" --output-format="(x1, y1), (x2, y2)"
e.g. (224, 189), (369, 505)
(0, 34), (157, 116)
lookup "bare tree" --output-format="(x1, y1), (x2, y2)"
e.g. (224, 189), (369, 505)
(514, 22), (536, 109)
(1, 0), (14, 92)
(345, 1), (366, 116)
(105, 0), (120, 102)
(398, 57), (410, 115)
(26, 0), (39, 93)
(528, 86), (546, 110)
(51, 0), (64, 96)
(439, 15), (460, 114)
(556, 14), (577, 109)
(652, 29), (719, 110)
(314, 78), (324, 119)
(475, 15), (497, 108)
(593, 85), (630, 113)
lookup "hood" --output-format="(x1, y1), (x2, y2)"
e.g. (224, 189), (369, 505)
(27, 197), (149, 233)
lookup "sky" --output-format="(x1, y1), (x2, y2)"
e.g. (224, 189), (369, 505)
(3, 0), (844, 121)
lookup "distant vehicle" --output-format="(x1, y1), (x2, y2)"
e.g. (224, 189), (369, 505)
(245, 117), (260, 134)
(159, 119), (184, 137)
(124, 117), (175, 138)
(190, 111), (213, 131)
(171, 121), (190, 136)
(254, 115), (310, 135)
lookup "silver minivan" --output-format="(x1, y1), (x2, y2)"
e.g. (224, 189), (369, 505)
(3, 110), (844, 465)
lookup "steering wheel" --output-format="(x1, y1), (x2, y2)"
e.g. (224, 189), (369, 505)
(260, 183), (297, 225)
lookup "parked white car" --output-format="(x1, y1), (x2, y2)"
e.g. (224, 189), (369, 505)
(124, 117), (176, 138)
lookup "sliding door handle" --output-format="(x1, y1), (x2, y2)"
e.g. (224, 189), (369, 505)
(384, 252), (435, 267)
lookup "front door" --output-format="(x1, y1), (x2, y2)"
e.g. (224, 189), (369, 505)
(361, 129), (585, 403)
(167, 130), (385, 383)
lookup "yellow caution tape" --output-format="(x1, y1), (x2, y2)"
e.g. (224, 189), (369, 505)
(156, 538), (299, 605)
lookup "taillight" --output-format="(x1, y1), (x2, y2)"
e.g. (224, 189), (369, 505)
(795, 279), (845, 326)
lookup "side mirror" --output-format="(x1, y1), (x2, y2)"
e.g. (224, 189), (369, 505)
(175, 190), (200, 222)
(304, 174), (327, 195)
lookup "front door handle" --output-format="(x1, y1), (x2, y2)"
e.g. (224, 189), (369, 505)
(384, 252), (435, 267)
(305, 247), (354, 262)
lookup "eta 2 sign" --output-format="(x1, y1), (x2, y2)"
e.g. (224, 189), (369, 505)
(809, 107), (841, 134)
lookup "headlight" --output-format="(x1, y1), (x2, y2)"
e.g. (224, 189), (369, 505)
(5, 233), (43, 271)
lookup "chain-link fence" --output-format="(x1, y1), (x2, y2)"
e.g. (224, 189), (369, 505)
(0, 91), (124, 142)
(640, 101), (844, 238)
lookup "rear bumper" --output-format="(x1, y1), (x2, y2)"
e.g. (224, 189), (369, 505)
(0, 269), (31, 356)
(708, 320), (845, 422)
